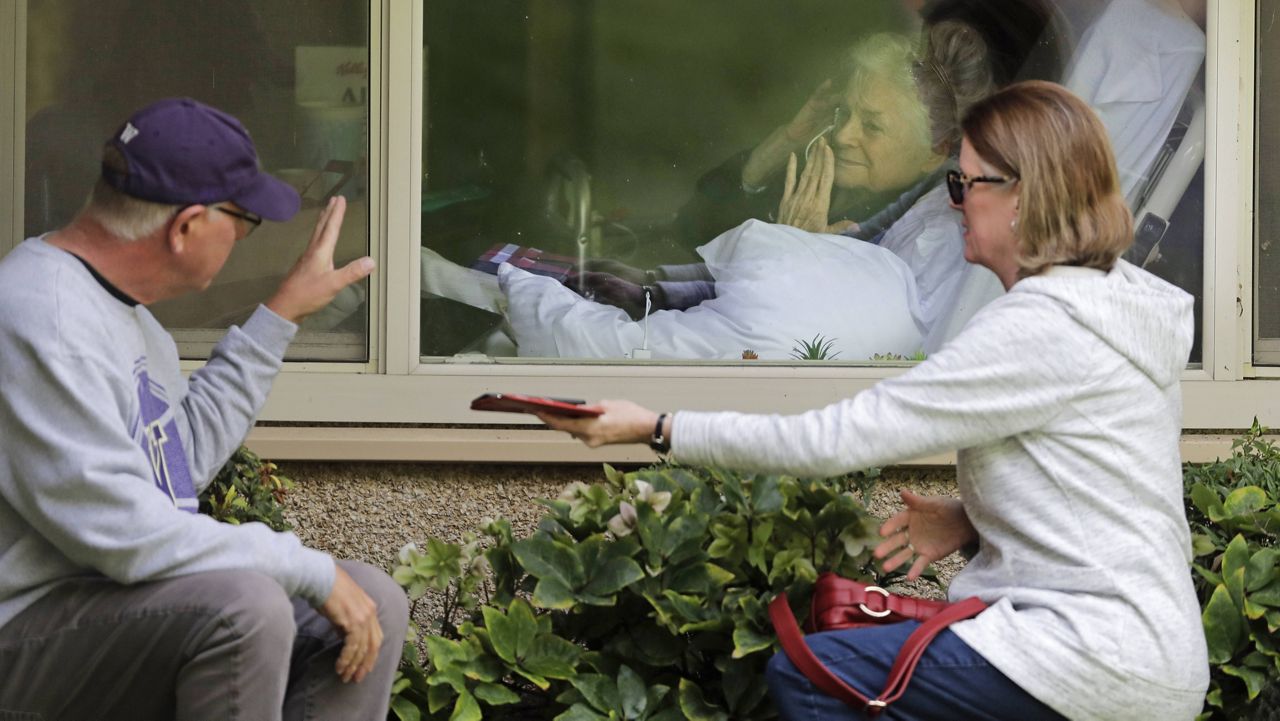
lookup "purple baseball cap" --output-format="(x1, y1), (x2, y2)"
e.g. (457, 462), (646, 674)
(102, 97), (300, 222)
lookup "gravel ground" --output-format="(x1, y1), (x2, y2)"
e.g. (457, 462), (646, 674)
(280, 462), (963, 632)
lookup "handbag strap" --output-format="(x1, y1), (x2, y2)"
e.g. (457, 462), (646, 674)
(811, 579), (955, 627)
(768, 591), (987, 717)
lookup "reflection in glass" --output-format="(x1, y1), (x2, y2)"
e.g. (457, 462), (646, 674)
(420, 0), (1204, 364)
(24, 0), (370, 361)
(1257, 2), (1280, 364)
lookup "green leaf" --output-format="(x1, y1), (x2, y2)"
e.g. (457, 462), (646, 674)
(514, 535), (585, 589)
(721, 657), (768, 714)
(603, 463), (626, 486)
(583, 557), (645, 598)
(1223, 486), (1268, 516)
(1190, 533), (1218, 558)
(1203, 585), (1246, 665)
(731, 625), (776, 659)
(482, 600), (535, 665)
(449, 690), (482, 721)
(424, 636), (468, 693)
(747, 520), (775, 572)
(572, 674), (620, 714)
(427, 683), (455, 714)
(1189, 482), (1220, 514)
(1244, 596), (1270, 620)
(705, 563), (736, 587)
(391, 565), (418, 587)
(662, 590), (710, 622)
(390, 696), (423, 721)
(1246, 548), (1280, 591)
(1222, 664), (1270, 700)
(678, 678), (729, 721)
(1266, 608), (1280, 633)
(532, 577), (579, 610)
(718, 471), (749, 511)
(1223, 535), (1250, 608)
(1194, 563), (1223, 588)
(513, 667), (552, 691)
(750, 475), (784, 514)
(472, 682), (521, 706)
(554, 704), (610, 721)
(1249, 579), (1280, 608)
(617, 665), (649, 718)
(521, 633), (582, 680)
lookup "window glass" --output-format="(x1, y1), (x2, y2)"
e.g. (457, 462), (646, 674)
(24, 0), (370, 361)
(420, 0), (1206, 365)
(1256, 2), (1280, 364)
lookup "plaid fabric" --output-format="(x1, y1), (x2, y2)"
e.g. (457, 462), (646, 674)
(471, 243), (576, 282)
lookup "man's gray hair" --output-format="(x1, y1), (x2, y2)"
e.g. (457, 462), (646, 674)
(81, 146), (182, 242)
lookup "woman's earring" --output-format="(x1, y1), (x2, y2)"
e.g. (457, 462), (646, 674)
(1010, 216), (1018, 233)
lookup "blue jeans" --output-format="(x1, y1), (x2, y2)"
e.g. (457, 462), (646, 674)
(766, 621), (1068, 721)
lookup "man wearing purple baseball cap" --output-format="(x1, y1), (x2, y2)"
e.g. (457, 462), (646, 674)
(0, 98), (404, 721)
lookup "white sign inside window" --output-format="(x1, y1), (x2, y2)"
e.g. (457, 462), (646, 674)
(295, 46), (369, 106)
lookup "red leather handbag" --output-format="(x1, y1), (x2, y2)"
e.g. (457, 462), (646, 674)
(768, 572), (987, 717)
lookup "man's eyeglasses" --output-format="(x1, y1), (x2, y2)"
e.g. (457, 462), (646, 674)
(946, 169), (1017, 205)
(214, 206), (263, 237)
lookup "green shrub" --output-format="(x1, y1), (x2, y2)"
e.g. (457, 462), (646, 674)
(198, 446), (294, 531)
(1185, 420), (1280, 720)
(388, 464), (901, 721)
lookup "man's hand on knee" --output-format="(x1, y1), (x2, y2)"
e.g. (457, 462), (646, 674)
(318, 565), (384, 683)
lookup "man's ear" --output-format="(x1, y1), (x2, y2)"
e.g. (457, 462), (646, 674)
(167, 205), (206, 254)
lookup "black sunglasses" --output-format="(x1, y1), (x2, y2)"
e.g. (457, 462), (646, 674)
(214, 206), (263, 237)
(946, 169), (1017, 205)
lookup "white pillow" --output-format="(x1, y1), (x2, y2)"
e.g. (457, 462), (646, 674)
(500, 219), (925, 360)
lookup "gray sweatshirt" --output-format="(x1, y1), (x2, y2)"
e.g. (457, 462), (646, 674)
(673, 262), (1209, 720)
(0, 237), (335, 633)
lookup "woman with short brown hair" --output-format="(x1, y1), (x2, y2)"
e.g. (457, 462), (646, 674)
(542, 80), (1210, 720)
(958, 79), (1135, 278)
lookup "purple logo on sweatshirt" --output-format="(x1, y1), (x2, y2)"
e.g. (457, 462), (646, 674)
(132, 362), (197, 512)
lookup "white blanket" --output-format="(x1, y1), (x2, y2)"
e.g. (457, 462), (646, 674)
(500, 219), (926, 360)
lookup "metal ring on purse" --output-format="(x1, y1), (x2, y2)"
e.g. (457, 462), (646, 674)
(858, 585), (893, 618)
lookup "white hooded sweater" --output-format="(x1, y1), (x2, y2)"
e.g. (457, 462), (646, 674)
(672, 262), (1209, 721)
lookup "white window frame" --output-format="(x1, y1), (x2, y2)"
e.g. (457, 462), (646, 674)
(2, 1), (1273, 463)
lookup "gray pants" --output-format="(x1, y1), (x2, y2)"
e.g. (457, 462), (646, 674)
(0, 560), (409, 721)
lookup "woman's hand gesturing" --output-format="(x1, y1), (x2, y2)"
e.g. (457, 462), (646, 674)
(873, 491), (978, 580)
(778, 140), (836, 233)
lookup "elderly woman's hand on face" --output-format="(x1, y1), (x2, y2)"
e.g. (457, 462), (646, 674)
(535, 400), (660, 448)
(778, 139), (844, 234)
(742, 79), (842, 188)
(783, 78), (843, 144)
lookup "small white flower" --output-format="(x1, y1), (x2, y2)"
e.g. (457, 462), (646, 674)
(558, 481), (590, 502)
(397, 542), (420, 565)
(607, 501), (638, 537)
(633, 480), (672, 513)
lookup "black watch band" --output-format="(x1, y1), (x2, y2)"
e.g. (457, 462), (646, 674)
(649, 412), (671, 454)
